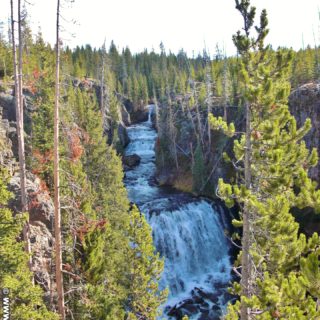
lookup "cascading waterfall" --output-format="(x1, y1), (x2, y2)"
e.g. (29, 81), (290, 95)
(124, 105), (232, 319)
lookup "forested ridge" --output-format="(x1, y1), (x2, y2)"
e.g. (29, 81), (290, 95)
(1, 0), (320, 319)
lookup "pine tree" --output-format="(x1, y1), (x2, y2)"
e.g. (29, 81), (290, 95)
(209, 0), (320, 319)
(65, 88), (129, 318)
(126, 205), (167, 319)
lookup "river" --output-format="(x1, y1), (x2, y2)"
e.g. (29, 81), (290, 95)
(124, 105), (232, 319)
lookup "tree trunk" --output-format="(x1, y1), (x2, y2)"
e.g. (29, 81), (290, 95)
(193, 84), (203, 146)
(11, 0), (31, 270)
(17, 0), (32, 271)
(167, 94), (179, 170)
(54, 0), (65, 318)
(153, 87), (159, 131)
(100, 41), (105, 112)
(222, 57), (228, 121)
(241, 102), (252, 320)
(205, 66), (212, 149)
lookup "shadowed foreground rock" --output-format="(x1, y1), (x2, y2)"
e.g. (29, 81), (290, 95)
(123, 154), (141, 169)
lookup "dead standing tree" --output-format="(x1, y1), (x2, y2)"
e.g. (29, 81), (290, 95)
(10, 0), (32, 270)
(54, 0), (66, 318)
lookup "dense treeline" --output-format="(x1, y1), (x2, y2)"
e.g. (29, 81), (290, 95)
(2, 27), (320, 107)
(55, 33), (320, 199)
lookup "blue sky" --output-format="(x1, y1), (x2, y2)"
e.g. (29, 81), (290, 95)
(1, 0), (320, 56)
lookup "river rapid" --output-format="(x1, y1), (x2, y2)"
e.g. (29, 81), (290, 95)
(124, 105), (233, 319)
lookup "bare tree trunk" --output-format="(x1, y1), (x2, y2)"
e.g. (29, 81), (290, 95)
(205, 65), (212, 150)
(191, 81), (204, 147)
(222, 56), (228, 121)
(11, 0), (32, 270)
(100, 41), (105, 112)
(186, 97), (197, 138)
(153, 87), (159, 131)
(240, 102), (252, 320)
(54, 0), (65, 318)
(190, 142), (194, 168)
(167, 95), (179, 170)
(17, 0), (32, 271)
(2, 57), (7, 78)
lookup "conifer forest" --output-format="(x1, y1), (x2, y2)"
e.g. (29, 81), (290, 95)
(1, 0), (320, 319)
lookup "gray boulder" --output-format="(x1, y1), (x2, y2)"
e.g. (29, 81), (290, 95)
(123, 154), (141, 169)
(118, 122), (130, 148)
(120, 104), (131, 126)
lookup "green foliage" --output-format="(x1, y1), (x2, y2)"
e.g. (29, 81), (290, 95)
(55, 87), (166, 319)
(0, 168), (58, 319)
(213, 1), (320, 318)
(192, 144), (207, 193)
(208, 114), (235, 137)
(126, 206), (167, 319)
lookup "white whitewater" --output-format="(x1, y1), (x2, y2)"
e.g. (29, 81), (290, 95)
(124, 105), (232, 319)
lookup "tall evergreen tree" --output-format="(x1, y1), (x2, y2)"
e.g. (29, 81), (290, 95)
(210, 0), (320, 319)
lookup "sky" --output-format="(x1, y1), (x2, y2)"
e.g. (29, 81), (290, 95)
(1, 0), (320, 56)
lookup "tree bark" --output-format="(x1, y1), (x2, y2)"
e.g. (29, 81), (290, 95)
(100, 41), (105, 112)
(17, 0), (32, 271)
(11, 0), (31, 270)
(205, 65), (212, 149)
(193, 84), (203, 147)
(241, 102), (252, 320)
(167, 93), (179, 170)
(54, 0), (65, 318)
(222, 57), (228, 121)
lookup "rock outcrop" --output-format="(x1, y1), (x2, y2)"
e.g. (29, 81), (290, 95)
(120, 104), (131, 126)
(166, 285), (232, 319)
(118, 122), (130, 148)
(130, 104), (149, 123)
(0, 110), (16, 175)
(0, 93), (15, 122)
(29, 221), (55, 304)
(8, 172), (54, 229)
(289, 82), (320, 182)
(67, 78), (132, 149)
(1, 92), (55, 304)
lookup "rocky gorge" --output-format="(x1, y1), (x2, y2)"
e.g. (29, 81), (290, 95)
(1, 80), (320, 315)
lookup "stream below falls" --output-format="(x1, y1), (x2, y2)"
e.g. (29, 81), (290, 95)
(124, 105), (233, 319)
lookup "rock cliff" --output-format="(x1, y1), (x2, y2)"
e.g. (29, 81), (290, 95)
(0, 98), (56, 303)
(289, 82), (320, 182)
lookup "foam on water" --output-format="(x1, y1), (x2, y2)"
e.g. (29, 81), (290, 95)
(124, 105), (232, 319)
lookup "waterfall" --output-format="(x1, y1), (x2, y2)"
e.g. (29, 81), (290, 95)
(124, 105), (232, 319)
(144, 200), (230, 299)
